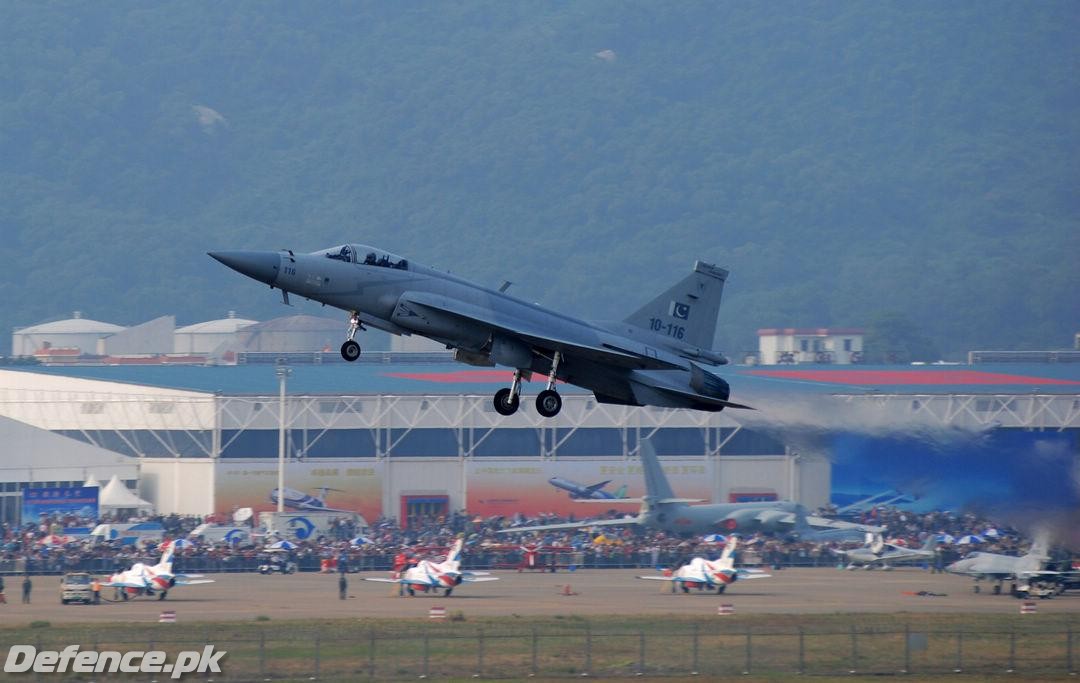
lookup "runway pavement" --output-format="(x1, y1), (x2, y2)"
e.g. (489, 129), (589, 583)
(1, 568), (1076, 625)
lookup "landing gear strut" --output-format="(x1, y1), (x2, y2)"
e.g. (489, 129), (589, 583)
(493, 370), (523, 416)
(535, 351), (563, 418)
(340, 312), (363, 362)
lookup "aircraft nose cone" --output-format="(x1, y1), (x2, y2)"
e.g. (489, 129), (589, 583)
(208, 250), (280, 285)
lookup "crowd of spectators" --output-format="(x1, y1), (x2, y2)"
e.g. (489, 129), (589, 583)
(2, 503), (1065, 577)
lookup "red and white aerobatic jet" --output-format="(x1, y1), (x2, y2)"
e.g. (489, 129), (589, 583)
(364, 538), (498, 597)
(102, 540), (214, 600)
(637, 536), (770, 594)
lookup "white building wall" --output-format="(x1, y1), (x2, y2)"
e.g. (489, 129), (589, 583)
(140, 459), (216, 516)
(715, 456), (790, 502)
(384, 459), (466, 516)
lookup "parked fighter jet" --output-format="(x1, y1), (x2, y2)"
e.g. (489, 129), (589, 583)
(499, 439), (803, 537)
(946, 537), (1055, 596)
(209, 245), (748, 418)
(637, 536), (770, 594)
(362, 538), (497, 597)
(548, 477), (629, 500)
(833, 533), (937, 570)
(102, 541), (214, 600)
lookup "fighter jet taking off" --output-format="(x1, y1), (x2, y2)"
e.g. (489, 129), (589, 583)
(209, 244), (749, 418)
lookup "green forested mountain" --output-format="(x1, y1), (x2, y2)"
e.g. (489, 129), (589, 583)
(2, 2), (1077, 358)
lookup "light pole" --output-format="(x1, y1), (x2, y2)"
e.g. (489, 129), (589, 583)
(275, 365), (292, 513)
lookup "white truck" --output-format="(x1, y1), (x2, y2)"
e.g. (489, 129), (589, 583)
(89, 522), (165, 546)
(257, 511), (366, 543)
(188, 524), (252, 546)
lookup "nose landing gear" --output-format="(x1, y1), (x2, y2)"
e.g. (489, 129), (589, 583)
(340, 312), (364, 362)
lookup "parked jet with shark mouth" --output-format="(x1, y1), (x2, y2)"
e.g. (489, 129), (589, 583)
(548, 477), (629, 500)
(102, 541), (214, 600)
(637, 536), (770, 593)
(363, 538), (497, 596)
(499, 439), (804, 537)
(209, 245), (749, 418)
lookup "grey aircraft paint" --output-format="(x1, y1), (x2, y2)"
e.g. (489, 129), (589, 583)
(209, 244), (749, 418)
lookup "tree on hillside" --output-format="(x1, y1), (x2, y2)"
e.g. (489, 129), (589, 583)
(863, 312), (941, 364)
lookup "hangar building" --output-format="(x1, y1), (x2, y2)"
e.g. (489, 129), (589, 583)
(0, 360), (1076, 526)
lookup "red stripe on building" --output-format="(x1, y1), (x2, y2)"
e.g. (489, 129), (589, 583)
(744, 369), (1080, 386)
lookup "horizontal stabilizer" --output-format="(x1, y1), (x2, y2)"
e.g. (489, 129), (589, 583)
(573, 497), (644, 504)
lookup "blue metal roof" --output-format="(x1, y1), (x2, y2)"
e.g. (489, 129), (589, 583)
(10, 360), (1080, 397)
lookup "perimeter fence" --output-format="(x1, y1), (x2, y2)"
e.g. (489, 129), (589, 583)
(19, 621), (1078, 680)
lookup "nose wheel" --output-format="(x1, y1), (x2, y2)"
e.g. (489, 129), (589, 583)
(340, 313), (364, 362)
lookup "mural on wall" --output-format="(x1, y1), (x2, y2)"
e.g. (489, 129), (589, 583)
(830, 429), (1080, 515)
(215, 461), (383, 522)
(466, 458), (714, 517)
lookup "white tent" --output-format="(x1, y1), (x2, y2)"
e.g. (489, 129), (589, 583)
(99, 474), (154, 515)
(83, 474), (101, 488)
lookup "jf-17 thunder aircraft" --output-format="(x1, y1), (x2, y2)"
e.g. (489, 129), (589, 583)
(946, 537), (1057, 597)
(498, 439), (804, 537)
(638, 536), (770, 594)
(209, 244), (750, 418)
(363, 538), (497, 597)
(102, 541), (214, 600)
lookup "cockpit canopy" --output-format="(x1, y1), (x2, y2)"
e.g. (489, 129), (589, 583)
(319, 244), (409, 270)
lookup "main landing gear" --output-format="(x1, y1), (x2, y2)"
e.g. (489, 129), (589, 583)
(340, 312), (363, 361)
(492, 351), (563, 418)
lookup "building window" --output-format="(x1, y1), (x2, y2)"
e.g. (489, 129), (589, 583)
(843, 339), (852, 352)
(799, 339), (808, 352)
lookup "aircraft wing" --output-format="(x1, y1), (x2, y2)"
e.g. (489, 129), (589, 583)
(399, 292), (680, 370)
(363, 577), (410, 584)
(736, 569), (772, 579)
(636, 575), (677, 582)
(498, 517), (642, 534)
(100, 580), (146, 588)
(174, 578), (215, 585)
(462, 576), (500, 583)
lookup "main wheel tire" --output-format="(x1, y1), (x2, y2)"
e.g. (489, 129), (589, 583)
(493, 388), (520, 416)
(340, 340), (361, 361)
(535, 389), (562, 417)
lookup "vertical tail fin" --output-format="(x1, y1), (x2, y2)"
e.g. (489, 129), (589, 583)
(721, 536), (738, 561)
(446, 538), (464, 566)
(639, 438), (676, 502)
(158, 540), (175, 572)
(623, 261), (728, 350)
